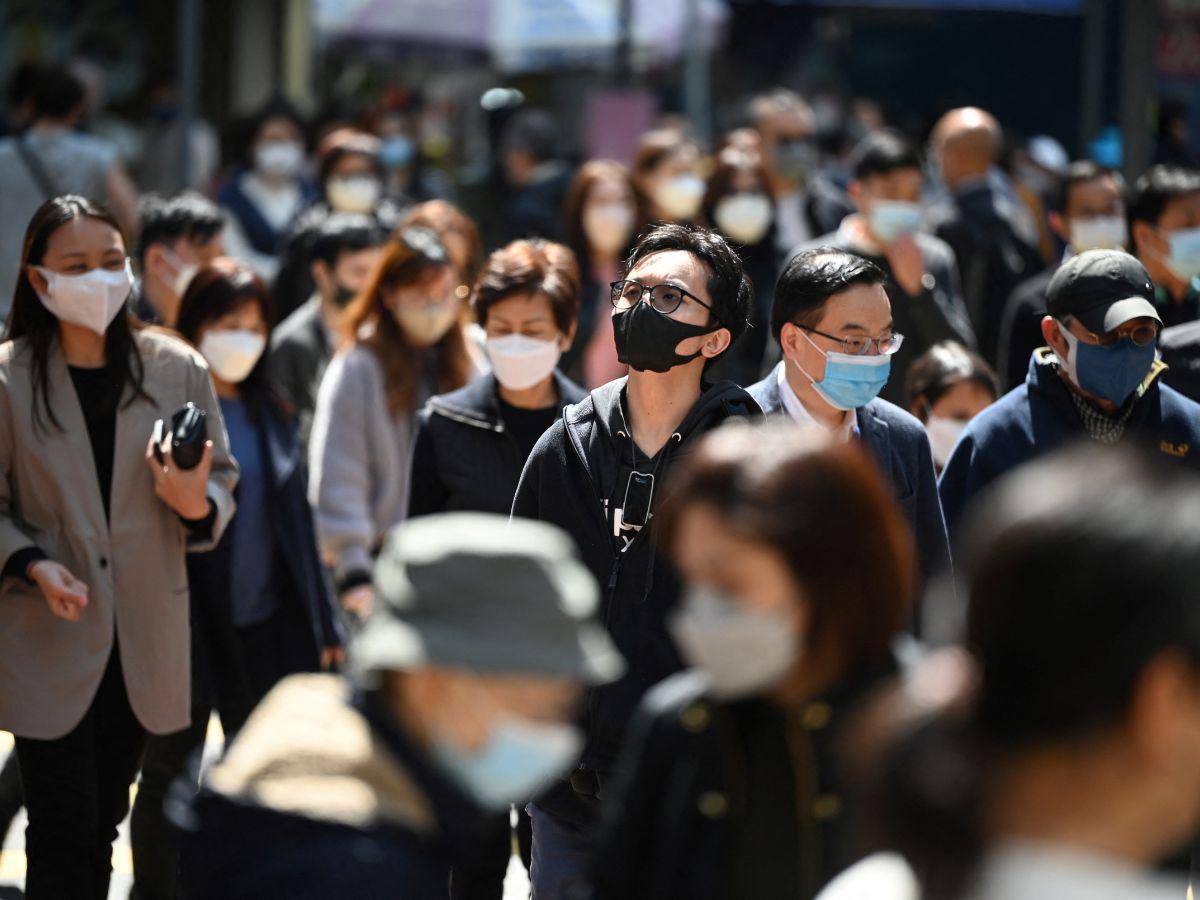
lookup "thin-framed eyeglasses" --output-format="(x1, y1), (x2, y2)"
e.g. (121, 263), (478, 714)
(1059, 316), (1159, 348)
(798, 324), (905, 357)
(609, 279), (722, 323)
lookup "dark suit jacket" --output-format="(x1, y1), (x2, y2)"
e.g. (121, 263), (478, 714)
(747, 363), (952, 590)
(1160, 319), (1200, 404)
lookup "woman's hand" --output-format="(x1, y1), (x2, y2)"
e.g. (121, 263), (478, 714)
(341, 585), (374, 620)
(320, 646), (346, 671)
(146, 436), (214, 521)
(29, 560), (89, 622)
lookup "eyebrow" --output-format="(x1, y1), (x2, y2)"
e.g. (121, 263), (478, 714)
(837, 321), (894, 333)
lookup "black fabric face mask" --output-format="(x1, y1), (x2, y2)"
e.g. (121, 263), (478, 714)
(613, 302), (718, 373)
(332, 283), (358, 308)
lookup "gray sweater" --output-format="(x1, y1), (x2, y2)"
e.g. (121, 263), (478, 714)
(308, 342), (482, 583)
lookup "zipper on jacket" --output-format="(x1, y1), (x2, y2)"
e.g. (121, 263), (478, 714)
(429, 404), (503, 433)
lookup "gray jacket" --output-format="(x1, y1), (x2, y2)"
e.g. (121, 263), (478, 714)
(268, 296), (332, 450)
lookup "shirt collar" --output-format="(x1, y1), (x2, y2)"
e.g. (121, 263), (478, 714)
(777, 361), (858, 440)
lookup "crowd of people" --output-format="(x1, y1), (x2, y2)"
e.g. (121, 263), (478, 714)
(2, 60), (1200, 900)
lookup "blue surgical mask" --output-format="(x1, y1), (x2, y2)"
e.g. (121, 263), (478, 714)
(431, 717), (583, 810)
(1056, 323), (1156, 407)
(380, 135), (415, 169)
(867, 200), (923, 244)
(796, 330), (891, 411)
(1165, 227), (1200, 282)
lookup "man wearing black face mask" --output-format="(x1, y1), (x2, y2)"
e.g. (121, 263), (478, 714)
(269, 212), (387, 448)
(512, 223), (758, 899)
(939, 249), (1200, 539)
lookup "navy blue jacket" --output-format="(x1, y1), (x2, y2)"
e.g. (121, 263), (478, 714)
(938, 349), (1200, 537)
(747, 363), (952, 589)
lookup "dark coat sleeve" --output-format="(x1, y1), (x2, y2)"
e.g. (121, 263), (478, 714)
(407, 411), (450, 519)
(936, 428), (993, 542)
(511, 421), (559, 521)
(912, 428), (953, 586)
(904, 239), (977, 352)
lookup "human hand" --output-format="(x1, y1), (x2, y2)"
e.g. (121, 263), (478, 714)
(885, 234), (927, 297)
(30, 560), (89, 622)
(320, 646), (346, 670)
(341, 585), (374, 620)
(146, 435), (214, 520)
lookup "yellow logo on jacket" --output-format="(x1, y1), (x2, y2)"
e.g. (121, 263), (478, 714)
(1160, 441), (1190, 458)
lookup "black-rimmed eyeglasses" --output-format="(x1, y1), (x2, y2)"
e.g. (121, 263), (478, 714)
(610, 279), (721, 323)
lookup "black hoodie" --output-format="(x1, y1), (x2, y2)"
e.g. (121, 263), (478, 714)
(512, 377), (760, 789)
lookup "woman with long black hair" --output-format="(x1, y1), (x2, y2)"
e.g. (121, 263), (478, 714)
(0, 195), (237, 898)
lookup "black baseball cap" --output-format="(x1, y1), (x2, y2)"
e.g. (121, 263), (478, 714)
(1046, 249), (1162, 335)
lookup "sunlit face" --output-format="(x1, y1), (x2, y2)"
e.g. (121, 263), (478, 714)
(328, 151), (378, 180)
(196, 299), (268, 348)
(484, 291), (573, 349)
(856, 167), (923, 209)
(672, 502), (806, 631)
(583, 173), (636, 219)
(781, 282), (893, 383)
(925, 380), (995, 423)
(619, 249), (729, 360)
(27, 215), (126, 294)
(335, 246), (385, 294)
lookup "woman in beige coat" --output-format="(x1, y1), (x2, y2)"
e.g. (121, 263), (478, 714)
(0, 195), (237, 898)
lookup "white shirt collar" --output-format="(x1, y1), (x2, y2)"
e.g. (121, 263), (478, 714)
(968, 842), (1188, 900)
(777, 361), (857, 440)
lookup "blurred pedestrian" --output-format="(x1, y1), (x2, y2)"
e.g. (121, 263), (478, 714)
(821, 445), (1200, 900)
(176, 513), (624, 899)
(803, 130), (976, 405)
(939, 250), (1200, 537)
(0, 65), (140, 321)
(748, 248), (951, 595)
(131, 259), (342, 899)
(218, 99), (315, 284)
(749, 89), (852, 253)
(997, 161), (1127, 390)
(410, 238), (585, 519)
(499, 108), (573, 245)
(925, 107), (1043, 364)
(131, 191), (226, 327)
(401, 199), (486, 289)
(589, 421), (914, 900)
(905, 341), (998, 473)
(632, 130), (706, 230)
(512, 223), (758, 898)
(562, 159), (637, 387)
(0, 195), (237, 898)
(309, 226), (483, 623)
(1127, 164), (1200, 329)
(269, 212), (388, 448)
(702, 148), (780, 384)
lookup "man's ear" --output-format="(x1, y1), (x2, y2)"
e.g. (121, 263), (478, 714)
(1048, 211), (1070, 244)
(310, 259), (331, 293)
(779, 321), (802, 360)
(700, 326), (732, 360)
(847, 180), (863, 209)
(1041, 315), (1068, 356)
(1131, 219), (1160, 258)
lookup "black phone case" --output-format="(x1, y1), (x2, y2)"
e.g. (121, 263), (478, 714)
(169, 403), (207, 471)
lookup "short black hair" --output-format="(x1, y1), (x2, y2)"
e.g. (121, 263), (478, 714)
(309, 212), (388, 269)
(771, 248), (887, 341)
(135, 192), (225, 263)
(1128, 164), (1200, 230)
(849, 129), (921, 181)
(30, 65), (85, 120)
(1053, 160), (1123, 215)
(500, 109), (561, 164)
(623, 223), (753, 351)
(905, 340), (998, 413)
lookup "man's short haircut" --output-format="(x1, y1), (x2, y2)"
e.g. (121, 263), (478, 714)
(309, 212), (388, 269)
(849, 130), (921, 181)
(1054, 160), (1124, 215)
(622, 223), (753, 350)
(30, 66), (85, 120)
(771, 248), (887, 341)
(135, 192), (225, 264)
(1128, 164), (1200, 230)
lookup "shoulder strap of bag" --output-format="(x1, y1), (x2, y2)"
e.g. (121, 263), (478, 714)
(15, 136), (62, 200)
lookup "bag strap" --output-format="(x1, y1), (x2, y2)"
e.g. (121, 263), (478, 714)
(15, 136), (62, 200)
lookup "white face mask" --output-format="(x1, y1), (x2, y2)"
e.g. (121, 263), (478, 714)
(1165, 226), (1200, 283)
(713, 193), (773, 245)
(326, 175), (383, 214)
(867, 200), (924, 244)
(1068, 215), (1128, 253)
(199, 329), (267, 383)
(162, 248), (200, 298)
(486, 333), (562, 391)
(255, 140), (305, 180)
(653, 174), (705, 222)
(34, 261), (133, 336)
(582, 203), (635, 256)
(924, 413), (968, 468)
(394, 301), (460, 347)
(668, 585), (799, 700)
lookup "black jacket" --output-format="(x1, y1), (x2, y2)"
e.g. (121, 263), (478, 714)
(187, 402), (341, 726)
(511, 378), (760, 797)
(801, 227), (977, 405)
(747, 363), (951, 593)
(408, 371), (587, 517)
(926, 180), (1044, 364)
(587, 663), (894, 900)
(1160, 319), (1200, 403)
(996, 265), (1056, 392)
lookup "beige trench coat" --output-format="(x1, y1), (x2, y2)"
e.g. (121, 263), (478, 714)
(0, 329), (238, 739)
